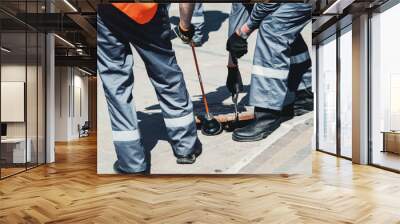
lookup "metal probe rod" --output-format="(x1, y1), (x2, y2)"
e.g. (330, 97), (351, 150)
(190, 42), (210, 116)
(231, 55), (240, 123)
(233, 93), (239, 122)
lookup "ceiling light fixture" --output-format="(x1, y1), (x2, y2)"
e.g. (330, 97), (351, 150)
(63, 0), (78, 12)
(54, 34), (75, 48)
(76, 48), (87, 56)
(322, 0), (354, 15)
(1, 47), (11, 53)
(78, 67), (93, 76)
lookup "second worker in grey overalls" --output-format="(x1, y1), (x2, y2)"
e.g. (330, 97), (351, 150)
(227, 3), (313, 116)
(226, 3), (312, 142)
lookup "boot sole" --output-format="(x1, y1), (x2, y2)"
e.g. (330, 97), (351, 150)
(176, 148), (202, 164)
(176, 159), (196, 164)
(113, 161), (148, 174)
(232, 123), (281, 142)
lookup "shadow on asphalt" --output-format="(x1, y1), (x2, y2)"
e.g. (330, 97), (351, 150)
(191, 85), (249, 113)
(144, 85), (250, 116)
(169, 10), (229, 45)
(138, 84), (250, 171)
(137, 112), (169, 171)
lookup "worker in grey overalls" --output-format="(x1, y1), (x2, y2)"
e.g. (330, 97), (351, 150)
(97, 3), (202, 174)
(226, 3), (312, 142)
(168, 3), (205, 46)
(191, 3), (205, 46)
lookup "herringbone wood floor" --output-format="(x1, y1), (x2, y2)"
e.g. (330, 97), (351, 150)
(1, 135), (400, 224)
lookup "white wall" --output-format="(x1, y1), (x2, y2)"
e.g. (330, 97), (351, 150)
(75, 74), (89, 121)
(1, 62), (47, 164)
(54, 67), (89, 141)
(55, 66), (69, 141)
(1, 64), (33, 138)
(72, 73), (89, 138)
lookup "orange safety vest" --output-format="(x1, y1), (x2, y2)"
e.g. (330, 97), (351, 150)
(112, 3), (158, 25)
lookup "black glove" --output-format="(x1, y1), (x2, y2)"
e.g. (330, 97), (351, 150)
(176, 23), (195, 44)
(226, 33), (248, 58)
(226, 66), (244, 95)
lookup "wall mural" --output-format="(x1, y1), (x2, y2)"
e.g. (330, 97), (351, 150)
(97, 3), (314, 175)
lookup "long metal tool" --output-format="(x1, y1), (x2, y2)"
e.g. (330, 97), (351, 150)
(231, 56), (240, 124)
(190, 42), (223, 136)
(190, 43), (210, 117)
(232, 91), (239, 123)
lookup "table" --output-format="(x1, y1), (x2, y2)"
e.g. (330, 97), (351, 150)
(382, 131), (400, 155)
(1, 138), (32, 163)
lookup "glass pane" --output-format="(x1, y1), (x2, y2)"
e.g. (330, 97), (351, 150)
(38, 32), (45, 165)
(27, 31), (38, 169)
(317, 37), (337, 154)
(26, 0), (39, 169)
(340, 29), (352, 158)
(1, 19), (28, 177)
(371, 4), (400, 171)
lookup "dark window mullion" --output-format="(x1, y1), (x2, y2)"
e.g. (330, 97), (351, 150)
(316, 44), (320, 151)
(36, 0), (39, 168)
(367, 10), (373, 165)
(336, 26), (341, 157)
(0, 19), (2, 179)
(25, 0), (28, 171)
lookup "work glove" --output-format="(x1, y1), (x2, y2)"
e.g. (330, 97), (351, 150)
(226, 33), (248, 58)
(176, 22), (195, 44)
(226, 66), (244, 95)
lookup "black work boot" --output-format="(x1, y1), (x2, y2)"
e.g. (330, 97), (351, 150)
(294, 88), (314, 116)
(176, 139), (203, 164)
(232, 106), (294, 142)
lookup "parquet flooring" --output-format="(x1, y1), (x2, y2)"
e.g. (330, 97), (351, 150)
(1, 135), (400, 223)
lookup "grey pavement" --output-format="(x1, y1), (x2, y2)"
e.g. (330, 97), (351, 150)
(97, 3), (313, 174)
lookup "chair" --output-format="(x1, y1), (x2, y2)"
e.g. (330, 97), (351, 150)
(79, 121), (90, 138)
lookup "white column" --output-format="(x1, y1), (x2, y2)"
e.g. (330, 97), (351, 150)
(312, 45), (317, 150)
(46, 33), (55, 163)
(352, 14), (369, 164)
(45, 1), (56, 163)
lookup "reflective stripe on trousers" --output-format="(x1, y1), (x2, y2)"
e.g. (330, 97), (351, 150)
(97, 4), (198, 173)
(249, 4), (312, 110)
